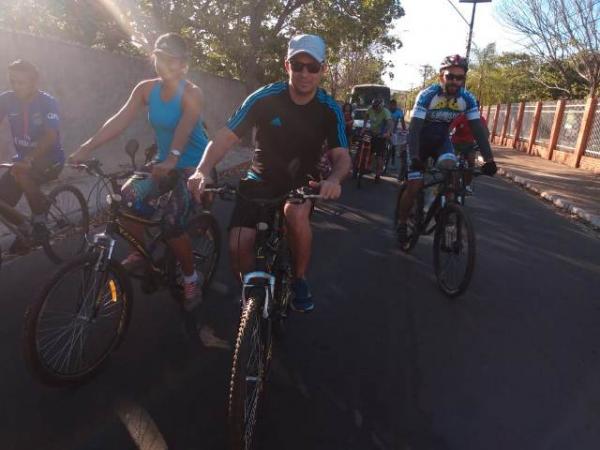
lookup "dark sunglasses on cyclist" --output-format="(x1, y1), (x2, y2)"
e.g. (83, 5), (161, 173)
(289, 60), (322, 74)
(444, 73), (466, 82)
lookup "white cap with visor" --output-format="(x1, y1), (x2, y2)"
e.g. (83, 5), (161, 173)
(287, 34), (326, 64)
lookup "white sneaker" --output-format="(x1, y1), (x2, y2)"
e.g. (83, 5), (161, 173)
(183, 272), (204, 311)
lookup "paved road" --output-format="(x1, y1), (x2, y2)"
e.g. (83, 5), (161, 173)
(1, 171), (599, 450)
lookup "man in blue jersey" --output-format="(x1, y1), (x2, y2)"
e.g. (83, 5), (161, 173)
(396, 55), (497, 245)
(188, 34), (351, 313)
(0, 60), (64, 252)
(386, 99), (406, 169)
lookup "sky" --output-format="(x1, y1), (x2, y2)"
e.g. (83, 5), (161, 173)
(385, 0), (525, 91)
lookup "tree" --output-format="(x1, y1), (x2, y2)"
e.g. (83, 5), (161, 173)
(497, 0), (600, 96)
(0, 0), (142, 53)
(466, 43), (589, 103)
(1, 0), (404, 94)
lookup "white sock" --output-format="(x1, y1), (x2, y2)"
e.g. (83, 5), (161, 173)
(184, 271), (198, 284)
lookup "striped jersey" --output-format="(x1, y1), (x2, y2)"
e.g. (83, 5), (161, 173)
(227, 81), (348, 190)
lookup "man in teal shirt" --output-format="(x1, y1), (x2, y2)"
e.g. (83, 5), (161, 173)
(366, 97), (392, 181)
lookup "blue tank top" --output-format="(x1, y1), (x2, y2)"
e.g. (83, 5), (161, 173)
(148, 80), (208, 169)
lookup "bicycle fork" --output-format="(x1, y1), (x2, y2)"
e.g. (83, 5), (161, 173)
(242, 272), (276, 319)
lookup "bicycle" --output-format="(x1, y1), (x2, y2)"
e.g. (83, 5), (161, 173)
(394, 158), (480, 297)
(0, 163), (89, 268)
(351, 130), (374, 189)
(227, 187), (320, 450)
(22, 170), (223, 386)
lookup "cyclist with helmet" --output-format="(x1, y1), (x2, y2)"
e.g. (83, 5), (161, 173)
(396, 54), (497, 244)
(70, 33), (209, 311)
(365, 97), (393, 182)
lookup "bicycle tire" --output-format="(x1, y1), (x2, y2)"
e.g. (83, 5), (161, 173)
(394, 183), (422, 253)
(23, 252), (133, 386)
(272, 243), (292, 340)
(433, 203), (476, 297)
(43, 184), (90, 264)
(167, 213), (221, 302)
(228, 297), (269, 450)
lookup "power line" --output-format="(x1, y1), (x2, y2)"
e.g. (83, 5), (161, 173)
(443, 0), (470, 27)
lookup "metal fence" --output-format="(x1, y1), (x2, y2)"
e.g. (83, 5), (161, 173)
(556, 101), (585, 152)
(487, 107), (496, 133)
(536, 101), (557, 143)
(519, 103), (537, 141)
(505, 104), (520, 137)
(585, 100), (600, 158)
(496, 105), (507, 135)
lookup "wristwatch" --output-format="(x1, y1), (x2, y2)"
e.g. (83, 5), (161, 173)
(170, 149), (182, 158)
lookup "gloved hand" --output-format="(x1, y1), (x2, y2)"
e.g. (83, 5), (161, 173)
(410, 158), (426, 172)
(481, 160), (497, 176)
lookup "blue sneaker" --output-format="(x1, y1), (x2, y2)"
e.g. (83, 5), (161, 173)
(290, 278), (314, 313)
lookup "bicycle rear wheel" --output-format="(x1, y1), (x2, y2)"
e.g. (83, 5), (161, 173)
(167, 214), (221, 301)
(433, 203), (476, 297)
(394, 183), (422, 252)
(23, 252), (133, 386)
(43, 185), (90, 264)
(228, 295), (271, 450)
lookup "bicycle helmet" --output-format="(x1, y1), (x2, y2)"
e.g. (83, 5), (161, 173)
(439, 54), (469, 73)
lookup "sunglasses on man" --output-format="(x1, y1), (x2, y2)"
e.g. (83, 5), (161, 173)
(289, 60), (322, 74)
(443, 73), (466, 82)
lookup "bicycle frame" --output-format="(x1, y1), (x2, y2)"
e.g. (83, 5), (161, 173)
(242, 199), (287, 320)
(91, 195), (169, 278)
(417, 166), (473, 236)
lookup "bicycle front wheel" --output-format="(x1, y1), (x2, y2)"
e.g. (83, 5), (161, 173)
(43, 184), (90, 263)
(23, 253), (133, 386)
(228, 296), (271, 450)
(433, 203), (476, 297)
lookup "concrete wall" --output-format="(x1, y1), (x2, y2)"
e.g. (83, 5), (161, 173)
(0, 29), (249, 169)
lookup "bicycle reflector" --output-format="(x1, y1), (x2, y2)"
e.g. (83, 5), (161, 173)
(108, 279), (118, 303)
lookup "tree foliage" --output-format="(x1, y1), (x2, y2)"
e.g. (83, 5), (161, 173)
(1, 0), (405, 94)
(497, 0), (600, 96)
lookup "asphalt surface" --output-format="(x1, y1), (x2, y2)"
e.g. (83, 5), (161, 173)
(1, 169), (600, 450)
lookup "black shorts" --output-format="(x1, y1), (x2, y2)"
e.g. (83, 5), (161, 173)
(371, 136), (387, 156)
(229, 179), (286, 230)
(0, 159), (63, 207)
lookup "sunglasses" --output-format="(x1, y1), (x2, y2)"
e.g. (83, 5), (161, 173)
(290, 60), (322, 74)
(444, 73), (466, 82)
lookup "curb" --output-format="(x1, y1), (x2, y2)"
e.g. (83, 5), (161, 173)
(498, 168), (600, 230)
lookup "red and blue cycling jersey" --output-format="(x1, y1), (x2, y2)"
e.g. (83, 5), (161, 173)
(0, 90), (64, 164)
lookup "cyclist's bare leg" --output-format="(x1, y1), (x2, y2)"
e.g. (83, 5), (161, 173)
(465, 152), (476, 186)
(375, 155), (384, 178)
(12, 170), (48, 215)
(397, 178), (424, 223)
(284, 201), (312, 279)
(229, 227), (256, 281)
(167, 233), (194, 275)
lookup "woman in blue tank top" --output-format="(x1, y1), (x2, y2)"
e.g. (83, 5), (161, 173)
(71, 33), (209, 310)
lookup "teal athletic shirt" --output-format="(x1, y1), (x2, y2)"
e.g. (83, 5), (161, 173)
(148, 79), (208, 169)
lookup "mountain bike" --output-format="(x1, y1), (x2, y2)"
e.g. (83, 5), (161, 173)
(227, 187), (320, 450)
(394, 159), (481, 297)
(22, 171), (223, 386)
(351, 130), (374, 189)
(0, 163), (89, 268)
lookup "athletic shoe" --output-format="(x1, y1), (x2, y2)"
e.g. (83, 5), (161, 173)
(290, 278), (314, 313)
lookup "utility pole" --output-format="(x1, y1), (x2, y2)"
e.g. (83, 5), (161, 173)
(457, 0), (492, 60)
(465, 2), (477, 60)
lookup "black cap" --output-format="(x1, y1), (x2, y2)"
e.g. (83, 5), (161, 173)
(153, 33), (189, 59)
